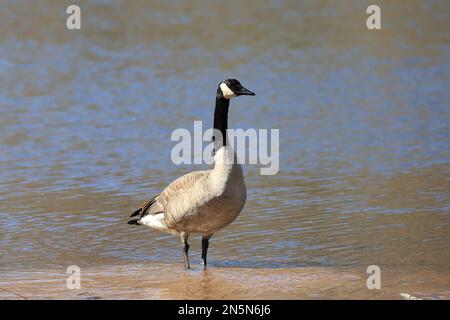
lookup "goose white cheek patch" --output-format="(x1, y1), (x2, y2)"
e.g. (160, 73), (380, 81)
(220, 83), (237, 99)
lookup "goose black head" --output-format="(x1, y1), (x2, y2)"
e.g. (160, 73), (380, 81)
(218, 79), (255, 99)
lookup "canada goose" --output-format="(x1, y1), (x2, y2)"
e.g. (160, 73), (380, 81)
(128, 79), (255, 269)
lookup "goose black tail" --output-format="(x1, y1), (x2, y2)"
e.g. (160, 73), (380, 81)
(127, 219), (142, 225)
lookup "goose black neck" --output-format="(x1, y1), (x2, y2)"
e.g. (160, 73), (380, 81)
(213, 93), (230, 151)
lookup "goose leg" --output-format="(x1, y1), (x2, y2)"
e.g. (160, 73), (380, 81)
(183, 242), (190, 270)
(201, 235), (211, 269)
(181, 233), (190, 270)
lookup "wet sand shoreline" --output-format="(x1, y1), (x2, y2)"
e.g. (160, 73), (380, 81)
(1, 263), (448, 300)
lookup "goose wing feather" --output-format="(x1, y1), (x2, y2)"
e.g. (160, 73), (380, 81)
(131, 170), (211, 227)
(130, 195), (159, 217)
(157, 170), (211, 227)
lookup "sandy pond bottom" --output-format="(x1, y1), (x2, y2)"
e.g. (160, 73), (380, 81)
(1, 263), (448, 300)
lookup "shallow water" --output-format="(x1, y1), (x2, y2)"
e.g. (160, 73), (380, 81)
(0, 0), (449, 299)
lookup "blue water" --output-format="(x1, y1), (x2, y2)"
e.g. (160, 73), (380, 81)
(0, 1), (449, 275)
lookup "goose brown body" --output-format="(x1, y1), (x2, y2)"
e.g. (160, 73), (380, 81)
(138, 148), (246, 235)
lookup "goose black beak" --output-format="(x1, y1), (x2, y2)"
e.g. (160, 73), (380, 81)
(237, 86), (255, 96)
